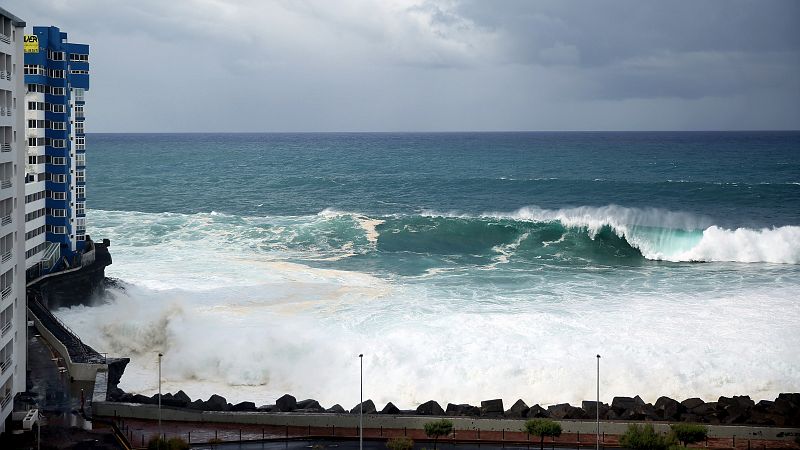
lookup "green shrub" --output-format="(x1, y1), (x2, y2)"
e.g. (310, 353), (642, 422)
(147, 436), (190, 450)
(669, 424), (708, 447)
(523, 419), (563, 450)
(387, 436), (414, 450)
(424, 419), (453, 450)
(619, 424), (676, 450)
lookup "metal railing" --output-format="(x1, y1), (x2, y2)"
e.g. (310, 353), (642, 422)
(0, 321), (9, 336)
(4, 71), (9, 81)
(0, 180), (10, 189)
(0, 285), (10, 300)
(0, 356), (11, 374)
(0, 393), (11, 410)
(4, 108), (9, 116)
(0, 143), (9, 153)
(0, 71), (4, 79)
(1, 251), (10, 263)
(0, 34), (9, 44)
(1, 215), (10, 226)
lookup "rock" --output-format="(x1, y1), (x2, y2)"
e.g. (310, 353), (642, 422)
(417, 400), (445, 416)
(275, 394), (297, 412)
(381, 402), (401, 414)
(506, 399), (530, 418)
(548, 403), (586, 420)
(681, 398), (705, 410)
(350, 400), (377, 414)
(528, 404), (550, 418)
(327, 404), (346, 413)
(611, 397), (637, 413)
(258, 404), (275, 412)
(205, 394), (229, 411)
(132, 394), (152, 405)
(774, 393), (800, 426)
(654, 396), (685, 420)
(634, 395), (646, 406)
(117, 393), (134, 403)
(297, 399), (325, 412)
(679, 413), (701, 423)
(446, 403), (480, 416)
(173, 390), (191, 404)
(691, 401), (717, 418)
(480, 399), (504, 416)
(718, 396), (754, 424)
(231, 401), (257, 412)
(582, 401), (609, 419)
(188, 399), (206, 410)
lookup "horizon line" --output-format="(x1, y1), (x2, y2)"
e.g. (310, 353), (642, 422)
(85, 129), (800, 134)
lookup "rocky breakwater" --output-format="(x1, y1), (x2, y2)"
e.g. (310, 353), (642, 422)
(106, 389), (800, 427)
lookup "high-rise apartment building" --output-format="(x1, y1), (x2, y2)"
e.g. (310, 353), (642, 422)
(0, 6), (28, 435)
(23, 26), (89, 276)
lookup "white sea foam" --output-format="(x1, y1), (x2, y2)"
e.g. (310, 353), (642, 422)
(59, 208), (800, 410)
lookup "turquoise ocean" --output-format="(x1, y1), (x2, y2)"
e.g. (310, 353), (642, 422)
(56, 132), (800, 408)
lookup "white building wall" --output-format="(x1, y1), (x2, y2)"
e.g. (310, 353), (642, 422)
(0, 10), (27, 435)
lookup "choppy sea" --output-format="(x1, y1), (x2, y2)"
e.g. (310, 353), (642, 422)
(56, 131), (800, 408)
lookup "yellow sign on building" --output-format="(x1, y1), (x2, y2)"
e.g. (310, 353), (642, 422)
(24, 34), (39, 53)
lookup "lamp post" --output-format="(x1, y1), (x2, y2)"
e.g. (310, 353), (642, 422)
(359, 353), (363, 450)
(596, 354), (601, 450)
(158, 352), (163, 445)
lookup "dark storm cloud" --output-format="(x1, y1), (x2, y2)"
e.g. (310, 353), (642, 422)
(4, 0), (799, 131)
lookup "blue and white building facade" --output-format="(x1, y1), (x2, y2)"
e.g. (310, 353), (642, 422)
(0, 7), (28, 435)
(23, 26), (89, 275)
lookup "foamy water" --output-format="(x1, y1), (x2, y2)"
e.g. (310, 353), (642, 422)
(54, 208), (800, 409)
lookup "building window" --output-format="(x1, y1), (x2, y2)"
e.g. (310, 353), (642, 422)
(52, 174), (66, 183)
(76, 186), (85, 198)
(50, 209), (67, 218)
(52, 87), (65, 96)
(51, 139), (66, 148)
(75, 136), (85, 150)
(48, 50), (65, 61)
(75, 154), (86, 166)
(76, 203), (85, 216)
(24, 65), (45, 76)
(48, 69), (65, 79)
(51, 191), (66, 200)
(75, 122), (84, 134)
(51, 157), (66, 165)
(47, 225), (66, 235)
(69, 69), (89, 75)
(76, 171), (85, 183)
(69, 53), (89, 62)
(51, 122), (66, 131)
(73, 88), (85, 102)
(50, 104), (66, 113)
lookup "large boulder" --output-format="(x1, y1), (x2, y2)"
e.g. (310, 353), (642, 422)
(681, 398), (705, 410)
(548, 403), (586, 420)
(381, 402), (401, 414)
(297, 399), (325, 412)
(187, 399), (206, 410)
(173, 390), (192, 404)
(528, 404), (550, 418)
(276, 394), (297, 412)
(654, 396), (685, 420)
(258, 405), (275, 412)
(481, 399), (504, 416)
(417, 400), (445, 416)
(506, 399), (530, 418)
(582, 401), (609, 419)
(327, 404), (346, 413)
(611, 397), (638, 414)
(749, 401), (784, 426)
(132, 394), (152, 405)
(718, 396), (754, 424)
(774, 393), (800, 426)
(205, 394), (229, 411)
(446, 403), (480, 416)
(350, 400), (377, 414)
(231, 401), (257, 412)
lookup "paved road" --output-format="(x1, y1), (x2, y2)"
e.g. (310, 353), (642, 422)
(197, 439), (583, 450)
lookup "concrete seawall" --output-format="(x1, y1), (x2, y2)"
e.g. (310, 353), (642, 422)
(94, 402), (800, 441)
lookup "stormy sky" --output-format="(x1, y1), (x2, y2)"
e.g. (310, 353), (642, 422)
(7, 0), (800, 132)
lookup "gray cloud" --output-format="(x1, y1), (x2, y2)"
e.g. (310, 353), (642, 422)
(5, 0), (799, 131)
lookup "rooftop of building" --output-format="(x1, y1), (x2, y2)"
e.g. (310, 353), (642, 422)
(0, 6), (25, 27)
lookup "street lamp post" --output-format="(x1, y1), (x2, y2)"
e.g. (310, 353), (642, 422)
(596, 354), (601, 450)
(158, 352), (163, 444)
(359, 353), (363, 450)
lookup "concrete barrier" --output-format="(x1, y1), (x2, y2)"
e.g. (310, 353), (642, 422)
(29, 307), (106, 382)
(93, 402), (799, 441)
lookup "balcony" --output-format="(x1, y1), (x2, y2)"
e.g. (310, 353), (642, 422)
(1, 251), (10, 264)
(0, 285), (10, 300)
(0, 356), (11, 374)
(1, 215), (10, 226)
(0, 179), (10, 190)
(0, 144), (9, 153)
(0, 321), (8, 337)
(0, 34), (9, 44)
(0, 392), (10, 410)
